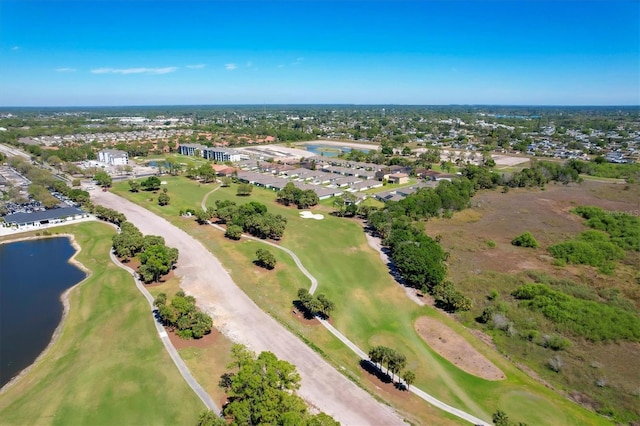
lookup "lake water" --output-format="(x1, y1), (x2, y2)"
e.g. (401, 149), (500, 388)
(303, 144), (355, 157)
(0, 237), (86, 387)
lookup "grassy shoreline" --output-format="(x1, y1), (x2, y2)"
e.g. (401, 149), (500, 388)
(0, 222), (204, 425)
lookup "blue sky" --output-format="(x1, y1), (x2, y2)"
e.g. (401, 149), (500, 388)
(1, 0), (638, 106)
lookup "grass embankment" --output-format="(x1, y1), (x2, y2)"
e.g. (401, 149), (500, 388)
(0, 222), (204, 425)
(144, 276), (235, 409)
(113, 177), (609, 426)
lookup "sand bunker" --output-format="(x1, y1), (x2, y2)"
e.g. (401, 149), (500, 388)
(415, 317), (505, 381)
(299, 211), (324, 220)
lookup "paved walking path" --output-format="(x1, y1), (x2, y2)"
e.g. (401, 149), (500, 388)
(93, 189), (404, 426)
(108, 248), (220, 413)
(201, 188), (491, 426)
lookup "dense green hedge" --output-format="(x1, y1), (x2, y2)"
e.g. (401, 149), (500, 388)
(573, 206), (640, 251)
(512, 284), (640, 342)
(548, 230), (625, 270)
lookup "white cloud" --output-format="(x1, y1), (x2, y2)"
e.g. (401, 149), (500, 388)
(225, 63), (237, 71)
(55, 67), (76, 73)
(186, 64), (206, 69)
(292, 57), (304, 65)
(91, 67), (178, 75)
(11, 46), (20, 51)
(277, 64), (285, 68)
(246, 61), (253, 68)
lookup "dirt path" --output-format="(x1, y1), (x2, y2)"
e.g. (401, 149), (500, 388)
(91, 190), (404, 426)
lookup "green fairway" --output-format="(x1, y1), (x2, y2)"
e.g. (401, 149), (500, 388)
(112, 177), (610, 426)
(0, 222), (204, 425)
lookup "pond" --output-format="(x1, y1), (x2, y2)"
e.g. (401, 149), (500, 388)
(303, 144), (355, 158)
(0, 237), (86, 387)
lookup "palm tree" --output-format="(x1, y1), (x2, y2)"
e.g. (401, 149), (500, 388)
(388, 352), (406, 383)
(402, 370), (416, 390)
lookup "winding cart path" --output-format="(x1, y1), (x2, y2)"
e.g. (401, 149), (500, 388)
(92, 189), (404, 426)
(201, 188), (491, 425)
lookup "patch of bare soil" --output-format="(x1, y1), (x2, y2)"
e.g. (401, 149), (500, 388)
(291, 308), (322, 326)
(414, 317), (505, 381)
(119, 257), (175, 286)
(167, 327), (221, 350)
(429, 181), (640, 289)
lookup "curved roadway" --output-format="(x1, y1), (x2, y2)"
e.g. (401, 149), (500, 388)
(91, 189), (404, 426)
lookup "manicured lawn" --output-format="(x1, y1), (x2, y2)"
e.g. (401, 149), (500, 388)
(112, 177), (609, 426)
(0, 222), (204, 425)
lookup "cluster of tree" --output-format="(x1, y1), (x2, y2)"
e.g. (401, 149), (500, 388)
(367, 179), (475, 237)
(276, 182), (320, 209)
(214, 200), (287, 240)
(512, 284), (640, 342)
(332, 192), (359, 217)
(112, 221), (179, 282)
(7, 157), (57, 188)
(254, 248), (276, 270)
(93, 170), (112, 187)
(567, 158), (640, 181)
(153, 291), (213, 339)
(573, 206), (639, 251)
(39, 144), (96, 163)
(367, 345), (415, 389)
(218, 344), (339, 425)
(505, 160), (581, 188)
(50, 180), (90, 205)
(91, 205), (126, 225)
(185, 163), (217, 183)
(548, 230), (625, 273)
(461, 164), (503, 190)
(193, 206), (216, 224)
(296, 288), (335, 319)
(142, 176), (162, 191)
(27, 184), (60, 209)
(388, 225), (470, 312)
(511, 232), (539, 248)
(385, 223), (446, 289)
(432, 280), (473, 312)
(236, 183), (253, 196)
(139, 242), (179, 282)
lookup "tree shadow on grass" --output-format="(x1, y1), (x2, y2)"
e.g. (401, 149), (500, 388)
(292, 300), (316, 320)
(359, 359), (409, 391)
(359, 359), (392, 384)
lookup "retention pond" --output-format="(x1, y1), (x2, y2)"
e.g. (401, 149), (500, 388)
(0, 237), (86, 387)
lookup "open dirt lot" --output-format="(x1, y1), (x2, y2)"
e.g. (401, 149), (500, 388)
(415, 317), (505, 381)
(428, 180), (640, 287)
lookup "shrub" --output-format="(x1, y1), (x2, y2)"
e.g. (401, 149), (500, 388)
(255, 248), (277, 270)
(225, 225), (243, 240)
(512, 231), (539, 248)
(513, 284), (640, 342)
(158, 192), (170, 206)
(543, 334), (571, 351)
(548, 231), (625, 268)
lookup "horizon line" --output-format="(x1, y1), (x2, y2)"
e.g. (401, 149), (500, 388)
(1, 103), (639, 109)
